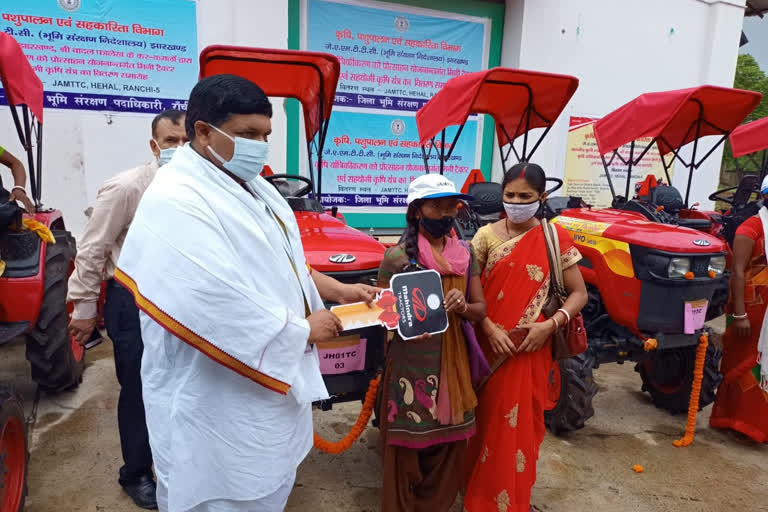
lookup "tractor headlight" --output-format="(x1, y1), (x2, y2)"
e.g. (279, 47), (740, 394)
(708, 256), (726, 276)
(668, 257), (691, 278)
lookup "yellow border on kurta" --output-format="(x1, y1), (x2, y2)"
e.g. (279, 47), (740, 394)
(113, 267), (291, 395)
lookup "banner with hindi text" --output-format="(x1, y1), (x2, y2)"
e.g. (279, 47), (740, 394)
(563, 116), (675, 208)
(304, 0), (490, 210)
(0, 0), (197, 115)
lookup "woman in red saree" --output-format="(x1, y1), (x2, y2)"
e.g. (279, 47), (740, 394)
(464, 163), (587, 512)
(709, 180), (768, 443)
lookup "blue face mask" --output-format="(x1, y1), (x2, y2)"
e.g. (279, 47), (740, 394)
(206, 124), (268, 182)
(156, 146), (176, 166)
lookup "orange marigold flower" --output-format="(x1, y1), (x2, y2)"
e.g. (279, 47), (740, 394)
(314, 376), (380, 454)
(633, 465), (644, 473)
(674, 334), (709, 447)
(684, 272), (695, 280)
(643, 338), (658, 352)
(708, 270), (717, 279)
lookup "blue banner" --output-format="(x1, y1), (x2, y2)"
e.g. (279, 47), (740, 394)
(317, 111), (478, 207)
(0, 0), (197, 114)
(307, 0), (488, 209)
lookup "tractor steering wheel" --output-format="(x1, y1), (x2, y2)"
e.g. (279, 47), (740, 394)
(708, 186), (739, 206)
(546, 177), (564, 196)
(264, 174), (313, 198)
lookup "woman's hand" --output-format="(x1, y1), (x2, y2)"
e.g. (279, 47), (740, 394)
(409, 333), (431, 343)
(734, 316), (751, 338)
(443, 288), (466, 314)
(9, 188), (35, 214)
(517, 320), (556, 353)
(485, 324), (516, 356)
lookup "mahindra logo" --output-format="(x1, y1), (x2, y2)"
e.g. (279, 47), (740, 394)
(412, 288), (427, 322)
(329, 253), (356, 264)
(692, 239), (711, 247)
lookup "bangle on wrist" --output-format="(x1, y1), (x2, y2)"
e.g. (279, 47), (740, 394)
(557, 308), (570, 323)
(551, 315), (560, 329)
(732, 312), (748, 319)
(462, 301), (468, 314)
(11, 186), (26, 194)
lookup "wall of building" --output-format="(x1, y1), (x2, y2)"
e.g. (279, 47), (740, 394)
(1, 0), (290, 237)
(494, 0), (746, 208)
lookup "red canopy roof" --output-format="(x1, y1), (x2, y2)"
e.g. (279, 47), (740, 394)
(594, 86), (762, 157)
(0, 33), (44, 122)
(416, 68), (579, 146)
(729, 116), (768, 158)
(199, 46), (339, 142)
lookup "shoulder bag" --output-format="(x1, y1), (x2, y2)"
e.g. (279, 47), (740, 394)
(540, 220), (588, 360)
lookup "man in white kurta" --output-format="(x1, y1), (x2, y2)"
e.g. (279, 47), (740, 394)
(116, 75), (374, 512)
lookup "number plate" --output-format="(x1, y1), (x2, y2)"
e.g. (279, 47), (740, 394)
(684, 299), (708, 334)
(317, 336), (367, 375)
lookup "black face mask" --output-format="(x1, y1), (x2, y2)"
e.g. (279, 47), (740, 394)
(420, 216), (454, 238)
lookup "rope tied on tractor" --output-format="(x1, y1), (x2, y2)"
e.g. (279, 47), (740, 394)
(673, 333), (709, 447)
(313, 376), (380, 454)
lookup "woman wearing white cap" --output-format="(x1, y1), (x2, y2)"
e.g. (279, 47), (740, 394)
(709, 175), (768, 442)
(377, 173), (487, 512)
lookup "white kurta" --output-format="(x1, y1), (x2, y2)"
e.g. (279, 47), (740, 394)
(116, 144), (328, 512)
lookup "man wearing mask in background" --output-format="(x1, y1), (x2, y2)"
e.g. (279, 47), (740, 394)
(68, 109), (187, 510)
(114, 74), (376, 512)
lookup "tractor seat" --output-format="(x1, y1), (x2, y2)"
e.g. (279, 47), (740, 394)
(651, 185), (685, 214)
(732, 174), (761, 207)
(467, 182), (503, 215)
(650, 186), (711, 230)
(0, 187), (22, 233)
(271, 179), (307, 198)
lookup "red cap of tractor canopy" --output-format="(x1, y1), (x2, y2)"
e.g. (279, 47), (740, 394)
(199, 46), (340, 142)
(0, 32), (44, 122)
(730, 116), (768, 158)
(593, 85), (762, 157)
(416, 67), (579, 146)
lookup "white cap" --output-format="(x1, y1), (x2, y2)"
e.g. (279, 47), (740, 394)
(406, 173), (473, 205)
(762, 175), (768, 195)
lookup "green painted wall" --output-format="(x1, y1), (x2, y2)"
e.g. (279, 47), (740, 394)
(287, 0), (505, 229)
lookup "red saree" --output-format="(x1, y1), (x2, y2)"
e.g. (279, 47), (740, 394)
(710, 215), (768, 443)
(464, 224), (580, 512)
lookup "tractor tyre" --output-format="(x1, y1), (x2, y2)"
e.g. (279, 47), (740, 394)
(0, 386), (27, 512)
(636, 342), (723, 414)
(25, 230), (85, 392)
(544, 354), (598, 435)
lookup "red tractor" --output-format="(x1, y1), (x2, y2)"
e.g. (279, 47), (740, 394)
(415, 70), (752, 433)
(198, 46), (387, 408)
(589, 86), (762, 320)
(0, 33), (83, 511)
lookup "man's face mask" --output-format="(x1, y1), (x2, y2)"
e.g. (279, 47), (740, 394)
(206, 124), (268, 182)
(154, 142), (176, 166)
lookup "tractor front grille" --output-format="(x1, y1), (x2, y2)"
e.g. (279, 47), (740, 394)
(323, 269), (379, 286)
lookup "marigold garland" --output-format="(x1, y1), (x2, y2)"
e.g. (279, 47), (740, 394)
(673, 333), (709, 447)
(314, 376), (380, 454)
(643, 338), (658, 352)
